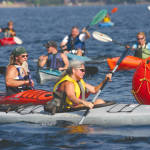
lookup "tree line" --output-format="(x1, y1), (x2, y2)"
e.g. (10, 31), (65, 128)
(1, 0), (150, 5)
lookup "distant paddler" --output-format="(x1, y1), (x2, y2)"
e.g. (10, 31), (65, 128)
(38, 41), (69, 71)
(0, 21), (16, 37)
(60, 26), (90, 56)
(102, 13), (111, 23)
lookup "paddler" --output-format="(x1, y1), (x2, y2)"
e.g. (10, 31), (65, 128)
(5, 47), (34, 95)
(38, 40), (69, 71)
(102, 13), (111, 23)
(131, 32), (150, 59)
(52, 60), (112, 111)
(60, 26), (90, 56)
(0, 21), (16, 37)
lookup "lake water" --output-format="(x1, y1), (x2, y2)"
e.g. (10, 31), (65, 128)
(0, 4), (150, 150)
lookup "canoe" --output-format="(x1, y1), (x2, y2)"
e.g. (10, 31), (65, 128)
(0, 89), (53, 105)
(132, 59), (150, 104)
(0, 36), (23, 46)
(107, 55), (142, 71)
(98, 22), (114, 27)
(0, 102), (150, 126)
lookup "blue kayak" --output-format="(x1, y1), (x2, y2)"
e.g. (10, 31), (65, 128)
(99, 22), (114, 27)
(67, 53), (92, 62)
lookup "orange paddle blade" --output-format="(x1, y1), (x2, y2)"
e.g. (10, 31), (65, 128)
(111, 7), (118, 13)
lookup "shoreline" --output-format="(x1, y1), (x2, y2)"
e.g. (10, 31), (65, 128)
(0, 2), (150, 8)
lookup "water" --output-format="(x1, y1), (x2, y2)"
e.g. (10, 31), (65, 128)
(0, 4), (150, 150)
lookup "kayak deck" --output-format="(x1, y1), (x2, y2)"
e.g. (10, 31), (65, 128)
(0, 103), (150, 126)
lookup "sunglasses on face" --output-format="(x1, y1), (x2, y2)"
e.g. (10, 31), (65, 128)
(21, 55), (28, 58)
(78, 68), (85, 72)
(137, 37), (144, 40)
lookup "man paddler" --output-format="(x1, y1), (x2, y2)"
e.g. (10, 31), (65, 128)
(5, 47), (34, 95)
(132, 32), (150, 59)
(52, 60), (112, 110)
(38, 41), (69, 71)
(60, 26), (90, 56)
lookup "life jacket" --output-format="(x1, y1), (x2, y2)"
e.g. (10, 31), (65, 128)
(46, 53), (64, 70)
(133, 43), (150, 59)
(103, 17), (111, 23)
(67, 34), (85, 54)
(53, 75), (86, 108)
(2, 28), (15, 37)
(6, 65), (31, 95)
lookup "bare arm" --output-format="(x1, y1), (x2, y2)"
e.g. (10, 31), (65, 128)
(38, 55), (48, 68)
(64, 81), (94, 108)
(85, 73), (112, 94)
(82, 28), (91, 39)
(5, 65), (30, 87)
(60, 36), (68, 50)
(58, 53), (69, 71)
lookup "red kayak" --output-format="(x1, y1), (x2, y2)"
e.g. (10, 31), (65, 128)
(0, 89), (53, 105)
(107, 55), (142, 71)
(0, 36), (22, 46)
(132, 58), (150, 104)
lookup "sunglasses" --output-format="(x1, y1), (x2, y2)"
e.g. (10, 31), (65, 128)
(137, 37), (144, 40)
(21, 55), (28, 58)
(78, 68), (85, 72)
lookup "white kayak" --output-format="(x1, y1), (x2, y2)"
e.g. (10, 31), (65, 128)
(1, 103), (150, 126)
(37, 69), (61, 84)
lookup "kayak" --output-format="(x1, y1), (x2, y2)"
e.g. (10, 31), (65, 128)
(132, 59), (150, 104)
(107, 55), (142, 71)
(0, 89), (53, 105)
(37, 69), (61, 84)
(0, 36), (22, 46)
(37, 66), (98, 84)
(98, 22), (114, 27)
(0, 102), (150, 126)
(67, 53), (92, 62)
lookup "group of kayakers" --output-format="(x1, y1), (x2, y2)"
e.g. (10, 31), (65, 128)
(2, 17), (150, 114)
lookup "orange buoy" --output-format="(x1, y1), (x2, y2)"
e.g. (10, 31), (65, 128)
(132, 58), (150, 104)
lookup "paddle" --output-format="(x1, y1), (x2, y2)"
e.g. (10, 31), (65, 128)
(78, 45), (130, 125)
(92, 31), (126, 47)
(111, 7), (118, 14)
(85, 9), (107, 30)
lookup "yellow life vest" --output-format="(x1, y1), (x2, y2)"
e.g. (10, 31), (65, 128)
(103, 17), (111, 23)
(53, 75), (86, 106)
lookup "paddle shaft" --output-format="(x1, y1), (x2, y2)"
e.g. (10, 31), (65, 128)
(79, 48), (130, 125)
